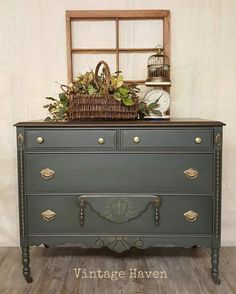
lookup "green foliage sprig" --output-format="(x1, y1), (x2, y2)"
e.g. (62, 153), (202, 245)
(138, 100), (161, 119)
(44, 92), (68, 121)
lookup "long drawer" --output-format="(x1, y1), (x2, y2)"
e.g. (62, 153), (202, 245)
(26, 153), (213, 194)
(27, 195), (212, 235)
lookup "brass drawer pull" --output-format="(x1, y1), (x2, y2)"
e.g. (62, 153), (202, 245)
(41, 209), (56, 221)
(195, 137), (202, 144)
(184, 210), (198, 222)
(98, 137), (105, 145)
(41, 168), (55, 180)
(184, 168), (199, 180)
(133, 136), (140, 143)
(37, 137), (44, 144)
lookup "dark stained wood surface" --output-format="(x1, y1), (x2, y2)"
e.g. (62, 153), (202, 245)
(0, 247), (235, 293)
(14, 118), (225, 127)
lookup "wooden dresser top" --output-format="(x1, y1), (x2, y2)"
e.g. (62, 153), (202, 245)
(15, 118), (225, 127)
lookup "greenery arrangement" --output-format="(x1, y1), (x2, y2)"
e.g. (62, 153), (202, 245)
(44, 70), (140, 121)
(44, 68), (161, 121)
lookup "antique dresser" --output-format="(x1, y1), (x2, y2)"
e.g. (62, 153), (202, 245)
(15, 119), (225, 284)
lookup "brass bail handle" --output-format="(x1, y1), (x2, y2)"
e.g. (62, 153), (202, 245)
(41, 209), (56, 221)
(184, 210), (198, 222)
(184, 168), (199, 180)
(95, 60), (111, 95)
(41, 168), (55, 180)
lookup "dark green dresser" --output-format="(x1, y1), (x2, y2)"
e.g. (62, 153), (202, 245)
(15, 119), (225, 284)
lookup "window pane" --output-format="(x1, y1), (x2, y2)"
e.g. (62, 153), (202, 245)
(72, 54), (116, 80)
(119, 53), (150, 81)
(71, 20), (116, 49)
(119, 20), (163, 48)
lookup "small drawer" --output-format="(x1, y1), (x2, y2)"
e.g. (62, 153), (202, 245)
(121, 129), (213, 149)
(27, 194), (212, 235)
(26, 129), (116, 149)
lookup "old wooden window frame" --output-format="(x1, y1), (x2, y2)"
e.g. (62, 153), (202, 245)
(66, 10), (170, 84)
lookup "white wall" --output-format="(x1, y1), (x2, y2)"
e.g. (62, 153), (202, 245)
(0, 0), (236, 246)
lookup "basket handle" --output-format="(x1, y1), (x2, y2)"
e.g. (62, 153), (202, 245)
(95, 60), (111, 94)
(61, 84), (70, 93)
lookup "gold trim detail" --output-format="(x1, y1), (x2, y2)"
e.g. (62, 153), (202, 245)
(19, 150), (25, 237)
(41, 209), (56, 221)
(41, 168), (55, 180)
(215, 133), (222, 146)
(18, 133), (24, 145)
(215, 149), (220, 238)
(79, 197), (87, 226)
(152, 196), (161, 226)
(184, 168), (199, 179)
(215, 131), (222, 237)
(184, 210), (198, 222)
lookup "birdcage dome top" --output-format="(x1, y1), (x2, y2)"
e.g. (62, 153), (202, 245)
(147, 54), (164, 66)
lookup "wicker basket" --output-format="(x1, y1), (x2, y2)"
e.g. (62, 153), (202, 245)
(66, 61), (138, 120)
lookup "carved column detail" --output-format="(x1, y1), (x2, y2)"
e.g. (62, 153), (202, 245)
(19, 150), (25, 238)
(152, 196), (161, 226)
(215, 132), (222, 239)
(215, 149), (220, 238)
(79, 197), (87, 226)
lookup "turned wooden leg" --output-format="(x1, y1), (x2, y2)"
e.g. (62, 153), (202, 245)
(211, 248), (221, 284)
(22, 246), (33, 283)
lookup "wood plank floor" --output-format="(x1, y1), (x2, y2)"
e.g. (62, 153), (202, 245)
(0, 247), (235, 294)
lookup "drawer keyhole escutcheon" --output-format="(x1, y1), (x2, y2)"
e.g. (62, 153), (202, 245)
(41, 209), (56, 221)
(184, 210), (198, 222)
(133, 136), (140, 143)
(98, 137), (105, 145)
(36, 137), (44, 144)
(41, 168), (55, 180)
(195, 137), (202, 144)
(184, 168), (199, 180)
